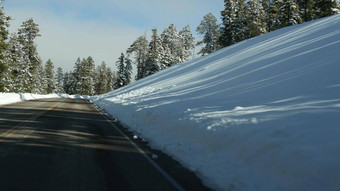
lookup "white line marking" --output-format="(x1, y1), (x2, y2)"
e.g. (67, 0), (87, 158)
(92, 104), (186, 191)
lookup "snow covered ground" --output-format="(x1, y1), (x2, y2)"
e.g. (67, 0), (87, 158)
(96, 15), (338, 190)
(0, 93), (74, 106)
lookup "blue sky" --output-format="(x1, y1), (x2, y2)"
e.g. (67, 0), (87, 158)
(3, 0), (224, 72)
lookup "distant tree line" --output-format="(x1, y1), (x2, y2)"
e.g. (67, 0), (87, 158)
(0, 0), (338, 94)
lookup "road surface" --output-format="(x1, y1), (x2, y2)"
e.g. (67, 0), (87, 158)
(0, 98), (210, 191)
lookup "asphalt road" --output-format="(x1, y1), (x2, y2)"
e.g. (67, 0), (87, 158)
(0, 98), (210, 191)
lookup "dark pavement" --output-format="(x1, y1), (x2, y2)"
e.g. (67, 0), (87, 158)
(0, 98), (210, 191)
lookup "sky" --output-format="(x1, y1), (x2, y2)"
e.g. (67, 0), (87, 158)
(3, 0), (224, 72)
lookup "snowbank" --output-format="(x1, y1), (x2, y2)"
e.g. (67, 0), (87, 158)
(90, 15), (340, 191)
(0, 93), (73, 106)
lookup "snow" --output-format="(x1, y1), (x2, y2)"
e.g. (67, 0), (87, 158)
(99, 15), (339, 190)
(0, 93), (73, 106)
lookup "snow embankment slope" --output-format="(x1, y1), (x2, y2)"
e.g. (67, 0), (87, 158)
(0, 93), (73, 106)
(90, 15), (340, 191)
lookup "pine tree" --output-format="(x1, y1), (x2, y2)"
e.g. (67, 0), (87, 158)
(179, 25), (195, 61)
(315, 0), (339, 19)
(72, 57), (81, 94)
(106, 67), (115, 92)
(94, 61), (108, 95)
(0, 2), (10, 91)
(145, 29), (161, 77)
(6, 33), (30, 93)
(115, 53), (126, 89)
(124, 56), (133, 85)
(55, 67), (64, 93)
(3, 34), (19, 92)
(296, 0), (315, 21)
(17, 18), (42, 93)
(80, 56), (95, 95)
(36, 62), (46, 94)
(44, 59), (55, 94)
(160, 24), (182, 68)
(220, 0), (248, 47)
(196, 13), (220, 56)
(273, 0), (302, 29)
(246, 0), (267, 38)
(127, 35), (149, 80)
(63, 72), (76, 95)
(263, 0), (280, 32)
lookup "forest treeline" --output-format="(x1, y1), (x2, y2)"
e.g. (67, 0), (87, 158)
(0, 0), (338, 95)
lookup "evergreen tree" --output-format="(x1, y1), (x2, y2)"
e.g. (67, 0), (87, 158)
(263, 0), (280, 32)
(246, 0), (267, 38)
(274, 0), (302, 29)
(220, 0), (248, 47)
(3, 33), (18, 92)
(196, 13), (220, 56)
(55, 67), (64, 93)
(127, 35), (149, 80)
(80, 56), (95, 95)
(115, 53), (126, 89)
(17, 18), (41, 93)
(72, 57), (81, 93)
(297, 0), (315, 21)
(36, 62), (46, 94)
(179, 25), (195, 61)
(124, 56), (133, 85)
(44, 59), (55, 94)
(94, 61), (108, 95)
(0, 2), (10, 91)
(315, 0), (339, 19)
(106, 67), (115, 92)
(6, 33), (30, 93)
(145, 29), (161, 77)
(160, 24), (182, 68)
(63, 71), (76, 95)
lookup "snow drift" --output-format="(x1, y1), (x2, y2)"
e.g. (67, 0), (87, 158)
(90, 15), (340, 191)
(0, 93), (73, 106)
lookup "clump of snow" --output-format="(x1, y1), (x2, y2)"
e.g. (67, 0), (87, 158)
(90, 15), (340, 191)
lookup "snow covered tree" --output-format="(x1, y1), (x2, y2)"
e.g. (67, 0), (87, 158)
(145, 29), (161, 77)
(196, 13), (220, 56)
(82, 56), (95, 95)
(160, 24), (182, 68)
(220, 0), (248, 47)
(115, 53), (126, 89)
(5, 33), (30, 92)
(179, 25), (195, 61)
(63, 71), (76, 95)
(262, 0), (280, 32)
(94, 61), (108, 95)
(127, 35), (149, 80)
(55, 67), (64, 93)
(18, 18), (42, 93)
(36, 62), (46, 94)
(44, 59), (55, 94)
(246, 0), (267, 38)
(314, 0), (339, 19)
(296, 0), (315, 22)
(0, 2), (10, 92)
(273, 0), (302, 29)
(106, 67), (115, 92)
(124, 56), (132, 85)
(73, 56), (95, 95)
